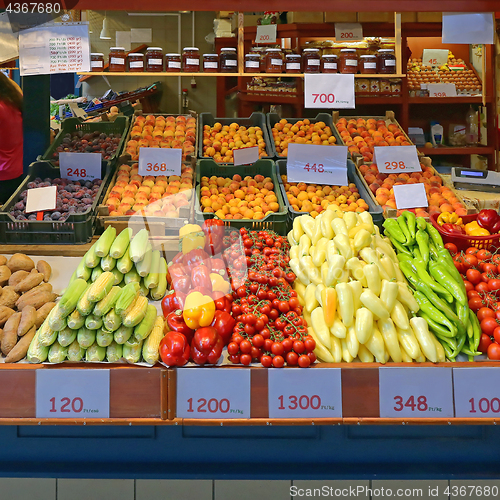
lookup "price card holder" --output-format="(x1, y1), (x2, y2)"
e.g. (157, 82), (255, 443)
(453, 368), (500, 417)
(138, 148), (182, 177)
(375, 146), (422, 174)
(255, 24), (277, 44)
(422, 49), (449, 67)
(60, 152), (101, 181)
(287, 143), (348, 186)
(25, 185), (57, 214)
(304, 74), (355, 109)
(393, 183), (428, 210)
(442, 13), (494, 45)
(36, 369), (110, 418)
(427, 83), (457, 97)
(176, 368), (251, 419)
(233, 146), (259, 166)
(268, 368), (342, 418)
(335, 23), (363, 41)
(379, 367), (454, 418)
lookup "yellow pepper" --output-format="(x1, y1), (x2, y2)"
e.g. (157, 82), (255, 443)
(320, 287), (337, 328)
(465, 221), (490, 236)
(182, 291), (215, 330)
(179, 224), (202, 238)
(181, 231), (206, 254)
(437, 211), (462, 226)
(210, 273), (230, 294)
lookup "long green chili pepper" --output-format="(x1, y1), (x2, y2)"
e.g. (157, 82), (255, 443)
(438, 338), (455, 360)
(412, 258), (454, 302)
(383, 219), (406, 243)
(416, 216), (427, 231)
(428, 261), (467, 305)
(461, 346), (481, 357)
(402, 211), (416, 241)
(456, 302), (471, 334)
(416, 229), (430, 264)
(412, 291), (458, 337)
(397, 215), (413, 245)
(437, 246), (455, 268)
(388, 234), (412, 256)
(435, 333), (458, 351)
(451, 331), (466, 359)
(397, 253), (415, 265)
(418, 311), (456, 338)
(469, 309), (482, 352)
(429, 241), (439, 261)
(412, 246), (423, 261)
(426, 222), (444, 249)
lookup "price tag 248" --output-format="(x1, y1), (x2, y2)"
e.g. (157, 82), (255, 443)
(138, 148), (182, 177)
(60, 152), (102, 181)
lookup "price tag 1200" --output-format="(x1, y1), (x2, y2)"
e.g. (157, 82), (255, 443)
(375, 146), (421, 174)
(379, 367), (454, 418)
(138, 148), (182, 177)
(176, 368), (251, 419)
(268, 368), (342, 418)
(59, 152), (101, 181)
(453, 368), (500, 417)
(36, 369), (110, 418)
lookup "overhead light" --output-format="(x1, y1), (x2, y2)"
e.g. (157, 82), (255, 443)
(100, 15), (111, 40)
(179, 11), (190, 13)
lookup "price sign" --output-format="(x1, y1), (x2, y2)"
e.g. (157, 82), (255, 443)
(268, 368), (342, 418)
(422, 49), (449, 68)
(379, 367), (454, 418)
(25, 185), (57, 214)
(287, 143), (348, 186)
(442, 13), (494, 45)
(375, 145), (422, 174)
(453, 368), (500, 417)
(393, 183), (428, 210)
(255, 24), (277, 44)
(233, 146), (259, 166)
(36, 369), (110, 418)
(138, 148), (182, 177)
(304, 74), (355, 109)
(176, 368), (251, 419)
(60, 152), (101, 181)
(335, 23), (363, 41)
(427, 83), (457, 97)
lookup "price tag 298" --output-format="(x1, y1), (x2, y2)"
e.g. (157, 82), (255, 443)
(453, 368), (500, 417)
(138, 148), (182, 177)
(427, 83), (457, 98)
(375, 145), (422, 174)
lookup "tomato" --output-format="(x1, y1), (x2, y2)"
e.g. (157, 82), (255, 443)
(463, 280), (474, 293)
(445, 243), (458, 255)
(493, 327), (500, 345)
(244, 324), (255, 336)
(239, 339), (252, 354)
(478, 333), (493, 354)
(466, 247), (479, 256)
(466, 269), (482, 285)
(454, 254), (471, 272)
(286, 351), (299, 366)
(468, 290), (480, 299)
(304, 336), (316, 352)
(227, 342), (239, 355)
(293, 340), (305, 354)
(278, 301), (290, 313)
(260, 355), (272, 368)
(492, 255), (500, 265)
(475, 282), (490, 293)
(281, 338), (293, 352)
(469, 296), (484, 312)
(477, 307), (495, 322)
(481, 272), (491, 283)
(271, 342), (284, 356)
(307, 351), (317, 364)
(252, 334), (264, 348)
(229, 354), (240, 364)
(477, 249), (492, 261)
(240, 354), (252, 366)
(272, 355), (285, 368)
(298, 354), (311, 368)
(487, 342), (500, 360)
(489, 279), (500, 292)
(289, 297), (300, 309)
(481, 317), (499, 336)
(464, 254), (479, 268)
(480, 262), (498, 274)
(263, 338), (274, 351)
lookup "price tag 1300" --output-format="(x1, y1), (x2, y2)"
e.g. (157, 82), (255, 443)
(60, 152), (101, 181)
(138, 148), (182, 177)
(375, 145), (421, 174)
(379, 367), (454, 418)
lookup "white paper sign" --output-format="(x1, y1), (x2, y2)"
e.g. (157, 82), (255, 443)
(287, 143), (348, 186)
(0, 12), (19, 64)
(176, 368), (251, 419)
(453, 368), (500, 417)
(304, 74), (355, 109)
(422, 48), (449, 67)
(375, 146), (422, 174)
(335, 23), (363, 42)
(268, 368), (342, 418)
(442, 13), (494, 45)
(379, 367), (454, 418)
(60, 152), (101, 181)
(255, 24), (277, 44)
(138, 148), (182, 177)
(427, 83), (457, 97)
(233, 146), (259, 166)
(393, 183), (428, 210)
(25, 186), (57, 214)
(36, 369), (110, 418)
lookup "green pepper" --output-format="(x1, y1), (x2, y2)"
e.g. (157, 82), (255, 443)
(412, 291), (458, 337)
(388, 233), (412, 256)
(397, 253), (415, 265)
(440, 339), (455, 361)
(416, 229), (430, 265)
(450, 331), (466, 359)
(426, 222), (444, 249)
(412, 258), (453, 302)
(469, 309), (482, 352)
(428, 261), (467, 306)
(429, 241), (439, 262)
(397, 215), (413, 245)
(416, 216), (427, 231)
(383, 219), (406, 244)
(461, 346), (481, 357)
(402, 211), (416, 240)
(456, 302), (471, 333)
(412, 246), (423, 261)
(418, 311), (456, 338)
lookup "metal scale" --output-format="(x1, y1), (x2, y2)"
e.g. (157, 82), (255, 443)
(451, 168), (500, 193)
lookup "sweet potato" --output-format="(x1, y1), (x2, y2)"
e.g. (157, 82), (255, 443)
(0, 328), (3, 344)
(0, 286), (19, 309)
(35, 302), (56, 328)
(0, 256), (6, 266)
(0, 266), (11, 286)
(7, 254), (35, 273)
(4, 325), (36, 362)
(36, 260), (52, 282)
(14, 273), (44, 293)
(0, 306), (15, 327)
(1, 311), (20, 354)
(16, 291), (57, 311)
(8, 270), (29, 288)
(18, 305), (36, 336)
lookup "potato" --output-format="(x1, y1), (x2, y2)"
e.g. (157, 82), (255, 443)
(1, 311), (20, 354)
(4, 325), (35, 363)
(18, 305), (36, 336)
(7, 253), (35, 273)
(0, 286), (19, 309)
(0, 306), (15, 327)
(0, 256), (6, 266)
(35, 302), (56, 328)
(14, 273), (44, 293)
(0, 265), (11, 286)
(36, 260), (52, 282)
(8, 270), (29, 288)
(16, 290), (57, 311)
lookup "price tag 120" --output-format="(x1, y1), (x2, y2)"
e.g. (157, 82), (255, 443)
(268, 368), (342, 418)
(379, 367), (454, 418)
(59, 152), (101, 181)
(176, 368), (251, 419)
(453, 368), (500, 417)
(335, 23), (363, 41)
(36, 369), (110, 418)
(427, 83), (457, 98)
(304, 74), (355, 109)
(255, 24), (277, 44)
(375, 145), (421, 174)
(393, 183), (428, 210)
(138, 148), (182, 177)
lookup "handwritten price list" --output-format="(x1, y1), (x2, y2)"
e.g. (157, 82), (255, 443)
(49, 35), (84, 73)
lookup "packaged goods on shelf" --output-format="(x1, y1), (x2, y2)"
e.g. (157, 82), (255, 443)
(246, 78), (297, 95)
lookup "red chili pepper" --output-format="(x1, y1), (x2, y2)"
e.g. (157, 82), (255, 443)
(191, 263), (212, 290)
(203, 219), (225, 256)
(161, 290), (183, 317)
(159, 331), (190, 367)
(191, 326), (223, 365)
(167, 310), (195, 343)
(210, 310), (236, 345)
(184, 248), (210, 273)
(214, 295), (231, 313)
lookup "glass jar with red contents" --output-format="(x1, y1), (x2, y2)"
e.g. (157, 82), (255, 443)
(285, 54), (302, 74)
(109, 47), (126, 72)
(302, 48), (321, 73)
(90, 53), (104, 72)
(359, 54), (377, 74)
(165, 53), (181, 72)
(378, 49), (396, 74)
(182, 47), (200, 72)
(245, 53), (260, 73)
(203, 54), (219, 72)
(128, 53), (144, 72)
(265, 48), (283, 74)
(220, 48), (238, 72)
(146, 47), (163, 72)
(321, 54), (338, 73)
(339, 48), (358, 74)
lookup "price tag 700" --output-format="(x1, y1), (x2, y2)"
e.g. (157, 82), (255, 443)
(138, 148), (182, 177)
(304, 74), (355, 109)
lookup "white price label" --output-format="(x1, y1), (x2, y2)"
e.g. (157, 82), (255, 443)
(60, 152), (101, 181)
(427, 83), (457, 97)
(268, 368), (342, 418)
(379, 368), (454, 418)
(36, 369), (110, 418)
(453, 368), (500, 417)
(375, 146), (422, 174)
(233, 146), (259, 166)
(422, 49), (449, 67)
(442, 12), (494, 45)
(304, 74), (355, 109)
(25, 186), (57, 214)
(287, 143), (348, 186)
(176, 368), (251, 419)
(335, 23), (363, 41)
(255, 24), (277, 44)
(393, 183), (428, 210)
(138, 148), (182, 176)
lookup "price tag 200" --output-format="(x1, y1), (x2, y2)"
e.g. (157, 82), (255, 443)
(255, 24), (277, 44)
(379, 367), (454, 418)
(138, 148), (182, 177)
(375, 145), (421, 174)
(60, 152), (102, 181)
(334, 23), (363, 41)
(453, 368), (500, 417)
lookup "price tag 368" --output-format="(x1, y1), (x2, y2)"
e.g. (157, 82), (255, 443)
(138, 148), (182, 177)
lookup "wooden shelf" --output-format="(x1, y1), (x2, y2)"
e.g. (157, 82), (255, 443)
(78, 72), (406, 78)
(417, 146), (495, 156)
(409, 96), (488, 104)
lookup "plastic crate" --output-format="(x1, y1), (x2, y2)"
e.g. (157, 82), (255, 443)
(0, 161), (111, 245)
(194, 159), (288, 235)
(197, 112), (273, 163)
(266, 113), (343, 158)
(276, 159), (384, 230)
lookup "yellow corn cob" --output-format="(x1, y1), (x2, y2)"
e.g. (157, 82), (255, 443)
(87, 271), (115, 302)
(122, 295), (148, 327)
(93, 286), (122, 317)
(142, 316), (165, 365)
(134, 304), (157, 341)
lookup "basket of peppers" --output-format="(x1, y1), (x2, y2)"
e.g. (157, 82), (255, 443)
(431, 209), (500, 251)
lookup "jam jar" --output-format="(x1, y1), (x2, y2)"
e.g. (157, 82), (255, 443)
(90, 53), (104, 72)
(220, 47), (238, 72)
(182, 47), (200, 72)
(165, 53), (181, 72)
(302, 48), (321, 73)
(109, 47), (126, 72)
(245, 53), (260, 73)
(285, 54), (302, 74)
(378, 49), (396, 74)
(265, 48), (283, 74)
(128, 53), (144, 72)
(321, 54), (338, 73)
(203, 54), (219, 72)
(339, 48), (358, 74)
(359, 54), (377, 74)
(146, 47), (163, 72)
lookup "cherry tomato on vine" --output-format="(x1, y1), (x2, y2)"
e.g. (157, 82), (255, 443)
(489, 279), (500, 292)
(466, 269), (482, 285)
(468, 296), (484, 313)
(260, 355), (272, 368)
(298, 354), (311, 368)
(465, 247), (479, 256)
(477, 307), (495, 322)
(444, 243), (458, 255)
(240, 354), (252, 366)
(476, 282), (490, 293)
(477, 249), (492, 261)
(494, 327), (500, 345)
(271, 342), (284, 356)
(481, 317), (499, 336)
(286, 351), (298, 366)
(272, 355), (285, 368)
(487, 343), (500, 360)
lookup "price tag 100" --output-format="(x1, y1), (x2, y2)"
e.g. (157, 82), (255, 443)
(268, 368), (342, 418)
(138, 148), (182, 177)
(379, 367), (454, 418)
(36, 369), (110, 418)
(453, 368), (500, 417)
(375, 145), (421, 174)
(304, 74), (355, 109)
(177, 368), (251, 419)
(427, 83), (457, 98)
(422, 49), (449, 68)
(334, 23), (363, 41)
(287, 143), (348, 186)
(60, 152), (102, 181)
(255, 24), (277, 44)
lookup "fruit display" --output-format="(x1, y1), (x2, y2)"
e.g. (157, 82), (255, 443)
(0, 254), (56, 363)
(125, 114), (197, 161)
(104, 163), (193, 217)
(436, 210), (500, 239)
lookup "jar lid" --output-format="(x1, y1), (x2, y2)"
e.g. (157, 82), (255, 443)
(110, 47), (125, 51)
(147, 47), (163, 51)
(204, 54), (218, 57)
(128, 53), (144, 57)
(286, 54), (301, 58)
(165, 53), (181, 57)
(183, 47), (199, 51)
(303, 48), (319, 52)
(322, 54), (337, 58)
(360, 54), (376, 58)
(378, 49), (394, 52)
(265, 48), (281, 52)
(220, 48), (236, 51)
(340, 48), (356, 52)
(245, 53), (260, 57)
(91, 53), (104, 56)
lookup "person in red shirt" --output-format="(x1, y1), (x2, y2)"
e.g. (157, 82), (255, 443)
(0, 72), (23, 204)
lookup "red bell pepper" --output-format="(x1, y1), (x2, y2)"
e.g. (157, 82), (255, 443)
(191, 263), (212, 290)
(171, 252), (185, 265)
(169, 262), (187, 281)
(210, 258), (226, 276)
(203, 219), (225, 256)
(161, 290), (184, 317)
(171, 275), (192, 295)
(159, 331), (190, 367)
(214, 295), (231, 313)
(442, 223), (466, 235)
(166, 310), (195, 343)
(210, 310), (236, 345)
(477, 209), (500, 233)
(191, 326), (224, 365)
(184, 248), (210, 273)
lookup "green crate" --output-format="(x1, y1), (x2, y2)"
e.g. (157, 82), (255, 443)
(195, 159), (288, 235)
